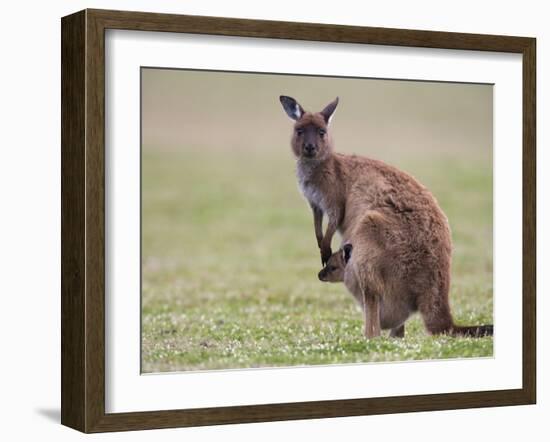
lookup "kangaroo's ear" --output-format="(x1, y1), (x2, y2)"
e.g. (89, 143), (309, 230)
(280, 96), (304, 121)
(321, 97), (339, 124)
(343, 243), (353, 264)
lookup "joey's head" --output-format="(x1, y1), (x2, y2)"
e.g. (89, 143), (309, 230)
(279, 96), (339, 162)
(318, 244), (353, 283)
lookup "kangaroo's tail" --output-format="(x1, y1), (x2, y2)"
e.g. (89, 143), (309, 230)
(451, 324), (493, 338)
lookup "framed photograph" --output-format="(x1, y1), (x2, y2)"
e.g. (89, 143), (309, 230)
(61, 9), (536, 433)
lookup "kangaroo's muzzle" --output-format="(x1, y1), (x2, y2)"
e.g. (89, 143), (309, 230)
(303, 143), (317, 158)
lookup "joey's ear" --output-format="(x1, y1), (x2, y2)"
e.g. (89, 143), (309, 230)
(343, 243), (353, 264)
(321, 97), (339, 124)
(279, 95), (304, 121)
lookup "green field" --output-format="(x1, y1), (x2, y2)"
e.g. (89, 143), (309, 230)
(141, 147), (493, 373)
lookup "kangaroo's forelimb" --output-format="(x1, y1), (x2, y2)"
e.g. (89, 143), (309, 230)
(320, 216), (339, 265)
(311, 204), (324, 250)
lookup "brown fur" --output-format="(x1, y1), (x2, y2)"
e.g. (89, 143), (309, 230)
(320, 244), (492, 338)
(280, 95), (493, 338)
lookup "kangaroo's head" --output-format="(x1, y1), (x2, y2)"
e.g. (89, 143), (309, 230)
(318, 244), (353, 282)
(279, 96), (339, 161)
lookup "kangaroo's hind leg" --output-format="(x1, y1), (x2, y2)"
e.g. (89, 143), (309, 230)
(363, 292), (382, 338)
(417, 287), (454, 335)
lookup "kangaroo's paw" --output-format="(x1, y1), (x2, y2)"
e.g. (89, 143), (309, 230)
(321, 246), (332, 266)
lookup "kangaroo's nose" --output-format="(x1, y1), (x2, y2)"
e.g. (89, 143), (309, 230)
(304, 144), (316, 154)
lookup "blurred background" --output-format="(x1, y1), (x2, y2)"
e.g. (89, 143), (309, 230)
(141, 68), (493, 373)
(142, 69), (492, 156)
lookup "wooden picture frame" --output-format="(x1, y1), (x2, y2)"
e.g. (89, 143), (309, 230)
(61, 8), (536, 433)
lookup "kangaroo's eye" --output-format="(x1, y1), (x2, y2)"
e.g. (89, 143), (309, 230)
(318, 129), (326, 136)
(328, 265), (337, 271)
(296, 128), (304, 136)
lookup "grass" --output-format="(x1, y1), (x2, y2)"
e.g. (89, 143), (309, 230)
(141, 148), (493, 373)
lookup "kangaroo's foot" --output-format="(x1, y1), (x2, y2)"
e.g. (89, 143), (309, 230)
(363, 324), (382, 339)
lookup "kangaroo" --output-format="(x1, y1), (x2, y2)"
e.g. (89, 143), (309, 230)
(279, 95), (493, 338)
(319, 243), (493, 338)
